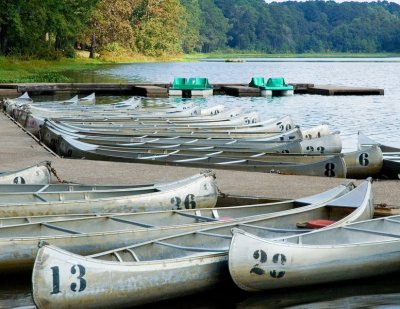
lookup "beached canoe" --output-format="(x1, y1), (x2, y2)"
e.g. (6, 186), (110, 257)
(3, 92), (33, 115)
(228, 212), (400, 292)
(55, 135), (347, 177)
(0, 171), (217, 217)
(0, 161), (51, 185)
(358, 132), (399, 179)
(31, 179), (373, 308)
(0, 182), (352, 272)
(343, 145), (383, 178)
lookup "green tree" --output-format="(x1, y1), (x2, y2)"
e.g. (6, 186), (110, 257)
(198, 0), (230, 52)
(132, 0), (187, 56)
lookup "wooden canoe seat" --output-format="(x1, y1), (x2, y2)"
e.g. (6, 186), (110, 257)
(297, 219), (336, 229)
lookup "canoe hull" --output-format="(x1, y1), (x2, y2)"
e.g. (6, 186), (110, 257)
(0, 161), (51, 185)
(228, 229), (400, 291)
(32, 245), (228, 308)
(0, 171), (218, 216)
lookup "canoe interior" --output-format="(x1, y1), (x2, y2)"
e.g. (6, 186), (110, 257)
(91, 204), (360, 262)
(281, 216), (400, 245)
(0, 200), (314, 237)
(0, 188), (160, 204)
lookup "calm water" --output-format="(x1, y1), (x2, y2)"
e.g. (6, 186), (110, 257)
(4, 59), (400, 308)
(64, 58), (400, 150)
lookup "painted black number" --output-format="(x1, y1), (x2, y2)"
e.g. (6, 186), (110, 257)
(13, 176), (25, 184)
(250, 249), (267, 275)
(50, 266), (61, 295)
(317, 146), (325, 154)
(184, 194), (196, 209)
(270, 254), (286, 278)
(325, 163), (336, 177)
(171, 196), (182, 210)
(250, 250), (287, 279)
(70, 264), (87, 292)
(359, 153), (369, 166)
(51, 264), (87, 294)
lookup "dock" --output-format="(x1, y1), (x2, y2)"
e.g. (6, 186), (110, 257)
(0, 82), (384, 97)
(0, 110), (398, 216)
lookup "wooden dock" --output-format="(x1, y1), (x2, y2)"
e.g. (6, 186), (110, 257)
(307, 84), (385, 96)
(0, 82), (384, 97)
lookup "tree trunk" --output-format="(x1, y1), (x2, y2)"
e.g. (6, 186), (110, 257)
(55, 35), (61, 50)
(89, 33), (96, 58)
(0, 25), (9, 54)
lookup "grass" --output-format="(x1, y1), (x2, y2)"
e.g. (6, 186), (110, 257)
(0, 51), (186, 83)
(0, 55), (105, 83)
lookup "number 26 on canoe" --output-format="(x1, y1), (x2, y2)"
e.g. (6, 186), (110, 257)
(170, 194), (197, 210)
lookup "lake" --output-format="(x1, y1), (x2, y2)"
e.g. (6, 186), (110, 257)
(3, 58), (400, 308)
(63, 58), (400, 151)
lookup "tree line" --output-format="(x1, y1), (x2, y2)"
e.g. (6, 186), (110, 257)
(1, 0), (400, 58)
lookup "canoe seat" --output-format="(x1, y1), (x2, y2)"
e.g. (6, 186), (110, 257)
(297, 219), (336, 229)
(219, 217), (234, 221)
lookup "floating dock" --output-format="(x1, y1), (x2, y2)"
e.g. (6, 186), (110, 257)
(0, 82), (384, 97)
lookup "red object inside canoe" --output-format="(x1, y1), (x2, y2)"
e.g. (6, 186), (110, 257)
(305, 219), (336, 229)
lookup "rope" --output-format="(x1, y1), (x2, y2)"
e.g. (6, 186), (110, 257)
(50, 166), (70, 183)
(217, 186), (226, 198)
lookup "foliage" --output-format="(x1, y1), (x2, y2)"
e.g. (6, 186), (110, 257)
(1, 0), (400, 59)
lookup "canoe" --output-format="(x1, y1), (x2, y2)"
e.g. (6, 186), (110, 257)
(56, 135), (347, 177)
(0, 182), (351, 272)
(0, 171), (217, 217)
(228, 212), (400, 292)
(0, 181), (177, 194)
(358, 132), (399, 179)
(31, 179), (373, 308)
(58, 110), (263, 129)
(19, 106), (244, 136)
(0, 182), (343, 226)
(343, 145), (383, 178)
(0, 161), (51, 185)
(3, 92), (33, 115)
(45, 120), (300, 140)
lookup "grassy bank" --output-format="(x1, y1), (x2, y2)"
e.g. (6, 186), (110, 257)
(0, 56), (106, 83)
(0, 51), (186, 83)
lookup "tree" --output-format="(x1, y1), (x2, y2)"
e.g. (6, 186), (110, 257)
(84, 0), (136, 54)
(132, 0), (187, 56)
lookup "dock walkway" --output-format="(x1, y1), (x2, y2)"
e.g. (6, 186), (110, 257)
(0, 82), (384, 97)
(0, 111), (398, 215)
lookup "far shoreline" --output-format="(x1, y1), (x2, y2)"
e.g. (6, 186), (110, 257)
(1, 52), (400, 83)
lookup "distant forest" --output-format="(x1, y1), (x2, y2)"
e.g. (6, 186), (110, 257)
(1, 0), (400, 58)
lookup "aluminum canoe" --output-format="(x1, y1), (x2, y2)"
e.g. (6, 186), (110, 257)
(358, 131), (399, 179)
(57, 136), (347, 177)
(31, 179), (373, 308)
(0, 182), (351, 272)
(228, 211), (400, 292)
(0, 161), (51, 185)
(0, 171), (217, 217)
